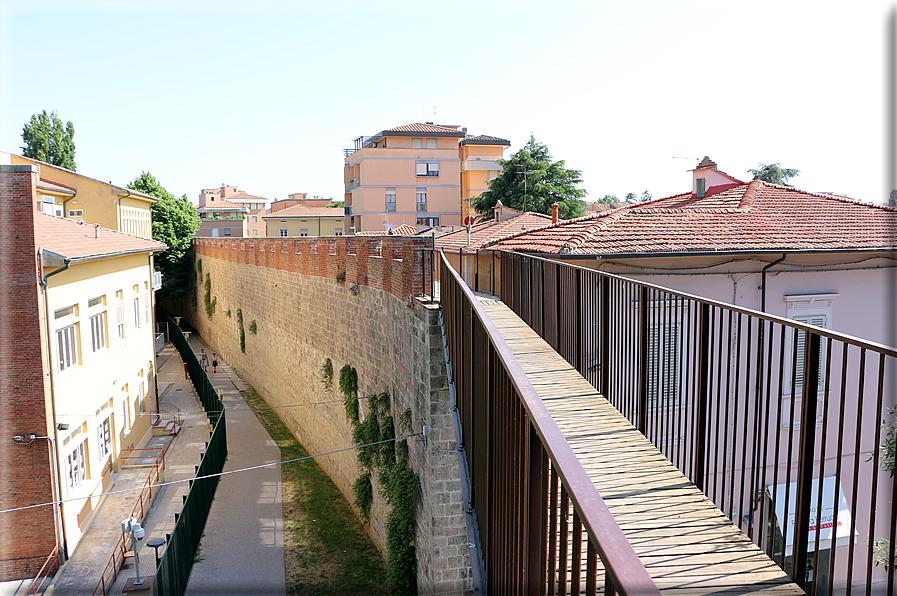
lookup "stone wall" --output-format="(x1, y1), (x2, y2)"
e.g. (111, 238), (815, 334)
(180, 236), (472, 594)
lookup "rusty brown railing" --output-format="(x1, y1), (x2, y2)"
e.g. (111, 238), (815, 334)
(440, 252), (658, 595)
(497, 250), (897, 595)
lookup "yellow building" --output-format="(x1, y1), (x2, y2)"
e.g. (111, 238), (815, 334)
(263, 205), (345, 237)
(36, 210), (166, 556)
(3, 151), (157, 239)
(343, 123), (509, 233)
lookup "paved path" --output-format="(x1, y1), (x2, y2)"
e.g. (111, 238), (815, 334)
(183, 336), (285, 596)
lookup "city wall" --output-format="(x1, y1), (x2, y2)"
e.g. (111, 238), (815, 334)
(178, 236), (472, 594)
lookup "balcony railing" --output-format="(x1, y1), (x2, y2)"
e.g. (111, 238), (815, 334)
(496, 250), (897, 595)
(440, 252), (659, 595)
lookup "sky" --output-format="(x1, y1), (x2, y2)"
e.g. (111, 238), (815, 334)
(1, 0), (894, 206)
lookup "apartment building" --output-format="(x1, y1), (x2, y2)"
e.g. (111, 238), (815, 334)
(197, 185), (268, 237)
(2, 151), (157, 239)
(343, 123), (509, 233)
(263, 205), (344, 237)
(0, 164), (166, 580)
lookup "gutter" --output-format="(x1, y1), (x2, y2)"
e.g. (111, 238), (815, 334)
(116, 188), (132, 231)
(39, 248), (72, 564)
(760, 253), (787, 313)
(511, 247), (897, 260)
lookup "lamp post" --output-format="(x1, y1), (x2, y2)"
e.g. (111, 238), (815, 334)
(121, 517), (146, 586)
(147, 537), (165, 569)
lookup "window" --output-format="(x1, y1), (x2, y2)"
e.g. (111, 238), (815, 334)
(224, 228), (232, 236)
(65, 441), (86, 492)
(417, 217), (439, 228)
(133, 297), (141, 328)
(334, 228), (343, 236)
(280, 229), (289, 237)
(412, 138), (423, 148)
(88, 296), (105, 308)
(252, 216), (257, 223)
(68, 210), (83, 217)
(416, 188), (427, 212)
(57, 324), (78, 371)
(139, 382), (146, 414)
(116, 303), (125, 339)
(98, 417), (111, 459)
(90, 312), (106, 352)
(792, 314), (826, 396)
(144, 293), (150, 324)
(55, 305), (75, 320)
(415, 161), (439, 177)
(386, 188), (396, 212)
(300, 229), (309, 237)
(252, 229), (258, 236)
(427, 138), (437, 149)
(784, 294), (836, 397)
(123, 398), (131, 431)
(647, 319), (682, 407)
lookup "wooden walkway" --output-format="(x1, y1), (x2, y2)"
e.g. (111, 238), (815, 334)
(478, 297), (804, 595)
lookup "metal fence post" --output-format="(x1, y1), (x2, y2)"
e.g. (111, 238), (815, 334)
(694, 303), (711, 492)
(600, 275), (610, 400)
(791, 330), (821, 588)
(637, 286), (649, 434)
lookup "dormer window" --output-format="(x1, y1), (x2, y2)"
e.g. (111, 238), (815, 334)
(696, 178), (706, 198)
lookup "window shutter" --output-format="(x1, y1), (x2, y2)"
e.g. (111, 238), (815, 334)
(793, 315), (826, 395)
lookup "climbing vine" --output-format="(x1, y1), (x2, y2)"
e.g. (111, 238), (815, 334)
(203, 273), (217, 318)
(236, 308), (245, 352)
(339, 365), (418, 595)
(249, 320), (257, 335)
(320, 358), (334, 392)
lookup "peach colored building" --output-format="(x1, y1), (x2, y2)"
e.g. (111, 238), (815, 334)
(263, 205), (344, 237)
(197, 186), (268, 237)
(343, 123), (509, 233)
(268, 193), (333, 213)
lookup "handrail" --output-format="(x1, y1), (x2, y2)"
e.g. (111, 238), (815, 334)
(26, 545), (58, 595)
(440, 251), (659, 594)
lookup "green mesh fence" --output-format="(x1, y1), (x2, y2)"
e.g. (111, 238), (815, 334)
(154, 315), (227, 596)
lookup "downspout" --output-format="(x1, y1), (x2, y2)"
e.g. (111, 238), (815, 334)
(117, 188), (132, 232)
(62, 190), (78, 219)
(39, 249), (71, 564)
(760, 253), (787, 313)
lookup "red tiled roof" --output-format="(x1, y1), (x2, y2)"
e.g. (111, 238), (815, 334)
(262, 205), (343, 218)
(34, 213), (166, 261)
(382, 123), (464, 135)
(437, 212), (555, 253)
(356, 224), (418, 236)
(37, 178), (76, 195)
(461, 134), (511, 146)
(225, 192), (268, 203)
(491, 181), (897, 255)
(199, 198), (245, 210)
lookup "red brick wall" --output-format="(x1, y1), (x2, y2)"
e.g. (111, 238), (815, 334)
(0, 165), (59, 580)
(191, 235), (433, 302)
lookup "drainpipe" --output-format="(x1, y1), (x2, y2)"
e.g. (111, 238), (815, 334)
(117, 188), (132, 232)
(760, 253), (787, 313)
(39, 249), (71, 564)
(62, 191), (78, 219)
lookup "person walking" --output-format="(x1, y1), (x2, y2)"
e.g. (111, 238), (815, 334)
(199, 349), (209, 372)
(212, 353), (218, 373)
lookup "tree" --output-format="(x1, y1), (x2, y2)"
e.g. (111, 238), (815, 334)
(129, 171), (200, 298)
(597, 195), (619, 204)
(641, 190), (652, 202)
(21, 110), (76, 170)
(625, 192), (637, 202)
(471, 135), (587, 220)
(748, 163), (800, 186)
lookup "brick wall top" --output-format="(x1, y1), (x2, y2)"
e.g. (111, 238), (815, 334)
(192, 236), (433, 302)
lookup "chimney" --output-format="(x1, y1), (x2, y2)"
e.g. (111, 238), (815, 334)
(889, 190), (897, 208)
(551, 202), (559, 224)
(493, 200), (503, 221)
(692, 156), (718, 197)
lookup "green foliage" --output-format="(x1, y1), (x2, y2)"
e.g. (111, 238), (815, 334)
(341, 376), (418, 595)
(249, 320), (257, 334)
(597, 194), (618, 204)
(869, 405), (897, 475)
(471, 134), (586, 220)
(625, 192), (637, 202)
(226, 308), (231, 318)
(236, 308), (245, 353)
(641, 189), (652, 202)
(129, 171), (201, 298)
(748, 163), (800, 186)
(21, 110), (76, 170)
(197, 259), (202, 275)
(320, 358), (334, 391)
(203, 274), (217, 318)
(339, 365), (359, 423)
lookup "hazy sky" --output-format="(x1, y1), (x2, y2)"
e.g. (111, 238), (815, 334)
(1, 0), (894, 205)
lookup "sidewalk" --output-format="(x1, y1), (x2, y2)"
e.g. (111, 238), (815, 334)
(183, 336), (284, 595)
(47, 342), (210, 595)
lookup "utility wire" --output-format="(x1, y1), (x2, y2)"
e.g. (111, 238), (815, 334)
(59, 395), (363, 419)
(0, 433), (418, 516)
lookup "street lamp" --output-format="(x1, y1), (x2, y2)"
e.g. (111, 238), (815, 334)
(121, 517), (146, 586)
(147, 537), (166, 569)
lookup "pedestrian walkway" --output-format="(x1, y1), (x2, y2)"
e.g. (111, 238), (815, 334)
(47, 342), (211, 595)
(183, 336), (285, 596)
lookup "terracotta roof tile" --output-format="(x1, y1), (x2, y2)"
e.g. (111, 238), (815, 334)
(382, 123), (464, 135)
(225, 192), (268, 203)
(199, 198), (245, 210)
(437, 212), (556, 253)
(461, 134), (511, 146)
(491, 181), (897, 255)
(37, 178), (76, 195)
(262, 205), (343, 218)
(34, 213), (166, 261)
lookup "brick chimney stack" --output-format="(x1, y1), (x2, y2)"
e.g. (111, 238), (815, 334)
(551, 202), (559, 224)
(493, 200), (503, 221)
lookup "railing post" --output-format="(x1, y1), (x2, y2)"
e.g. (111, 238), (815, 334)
(574, 268), (582, 374)
(524, 421), (548, 595)
(599, 275), (610, 399)
(694, 303), (711, 492)
(791, 330), (821, 588)
(637, 286), (649, 434)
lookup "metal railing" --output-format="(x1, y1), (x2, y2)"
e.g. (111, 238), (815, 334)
(26, 545), (58, 595)
(440, 252), (659, 595)
(151, 404), (183, 435)
(153, 314), (227, 596)
(497, 250), (897, 595)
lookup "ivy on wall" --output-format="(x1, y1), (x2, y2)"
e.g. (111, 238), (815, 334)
(339, 365), (418, 596)
(204, 273), (217, 318)
(320, 358), (334, 392)
(236, 308), (245, 352)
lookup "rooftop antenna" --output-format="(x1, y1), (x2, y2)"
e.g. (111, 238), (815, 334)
(672, 156), (699, 161)
(430, 105), (437, 124)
